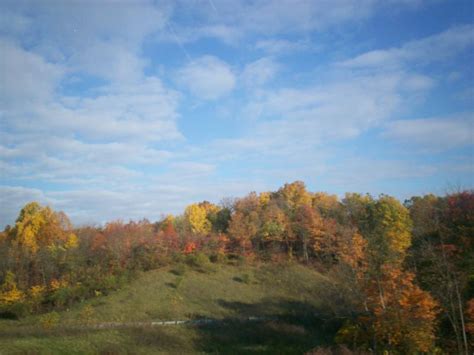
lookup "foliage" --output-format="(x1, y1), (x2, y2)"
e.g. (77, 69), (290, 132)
(406, 191), (474, 353)
(184, 204), (212, 235)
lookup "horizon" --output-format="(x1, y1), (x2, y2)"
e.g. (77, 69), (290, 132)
(2, 182), (471, 229)
(1, 0), (473, 228)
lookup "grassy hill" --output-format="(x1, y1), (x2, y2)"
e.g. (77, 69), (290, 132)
(0, 261), (341, 354)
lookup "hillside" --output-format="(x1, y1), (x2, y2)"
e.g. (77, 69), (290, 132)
(0, 262), (338, 354)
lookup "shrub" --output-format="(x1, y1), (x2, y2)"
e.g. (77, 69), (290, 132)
(0, 272), (29, 317)
(210, 252), (226, 264)
(28, 285), (46, 312)
(186, 253), (213, 272)
(50, 285), (73, 308)
(102, 275), (119, 292)
(39, 311), (60, 329)
(80, 304), (95, 324)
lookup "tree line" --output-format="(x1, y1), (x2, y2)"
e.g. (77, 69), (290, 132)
(0, 181), (472, 353)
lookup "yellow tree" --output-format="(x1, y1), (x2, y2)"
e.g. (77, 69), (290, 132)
(10, 202), (77, 254)
(12, 202), (46, 254)
(0, 271), (26, 316)
(370, 195), (412, 261)
(276, 181), (312, 258)
(346, 195), (412, 270)
(312, 192), (340, 218)
(184, 203), (212, 235)
(7, 202), (78, 289)
(277, 181), (312, 212)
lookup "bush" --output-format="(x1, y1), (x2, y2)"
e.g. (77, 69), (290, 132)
(70, 282), (90, 303)
(0, 272), (29, 317)
(39, 311), (60, 329)
(157, 254), (174, 266)
(210, 252), (226, 264)
(0, 301), (29, 319)
(28, 285), (46, 312)
(185, 253), (215, 273)
(172, 252), (186, 264)
(50, 286), (74, 308)
(102, 275), (119, 292)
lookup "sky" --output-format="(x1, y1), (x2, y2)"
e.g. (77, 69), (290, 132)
(0, 0), (473, 227)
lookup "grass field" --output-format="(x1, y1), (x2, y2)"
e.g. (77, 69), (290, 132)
(0, 261), (341, 354)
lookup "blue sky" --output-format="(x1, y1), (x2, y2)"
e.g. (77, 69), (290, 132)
(0, 0), (473, 227)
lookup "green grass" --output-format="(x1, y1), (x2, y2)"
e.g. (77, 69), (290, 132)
(0, 262), (340, 354)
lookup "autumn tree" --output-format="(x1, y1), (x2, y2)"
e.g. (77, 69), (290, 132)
(312, 192), (341, 219)
(4, 202), (78, 288)
(274, 181), (313, 258)
(0, 271), (26, 317)
(367, 195), (412, 267)
(277, 181), (312, 212)
(227, 192), (261, 255)
(158, 215), (179, 255)
(338, 266), (439, 353)
(336, 194), (438, 352)
(184, 203), (212, 235)
(259, 201), (288, 256)
(292, 204), (323, 262)
(407, 191), (474, 353)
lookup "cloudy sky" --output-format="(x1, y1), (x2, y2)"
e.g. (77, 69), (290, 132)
(0, 0), (473, 227)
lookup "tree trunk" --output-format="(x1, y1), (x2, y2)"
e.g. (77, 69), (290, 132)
(455, 280), (469, 354)
(302, 236), (309, 263)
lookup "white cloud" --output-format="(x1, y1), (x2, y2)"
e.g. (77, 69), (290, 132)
(338, 25), (474, 69)
(401, 73), (435, 92)
(2, 76), (181, 143)
(69, 41), (148, 83)
(209, 70), (436, 164)
(162, 0), (426, 44)
(241, 57), (279, 87)
(0, 0), (169, 82)
(383, 113), (474, 152)
(177, 55), (236, 100)
(243, 74), (403, 137)
(0, 9), (30, 36)
(6, 0), (169, 51)
(0, 39), (63, 107)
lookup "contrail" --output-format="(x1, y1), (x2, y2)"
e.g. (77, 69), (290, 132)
(208, 0), (218, 14)
(166, 22), (192, 63)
